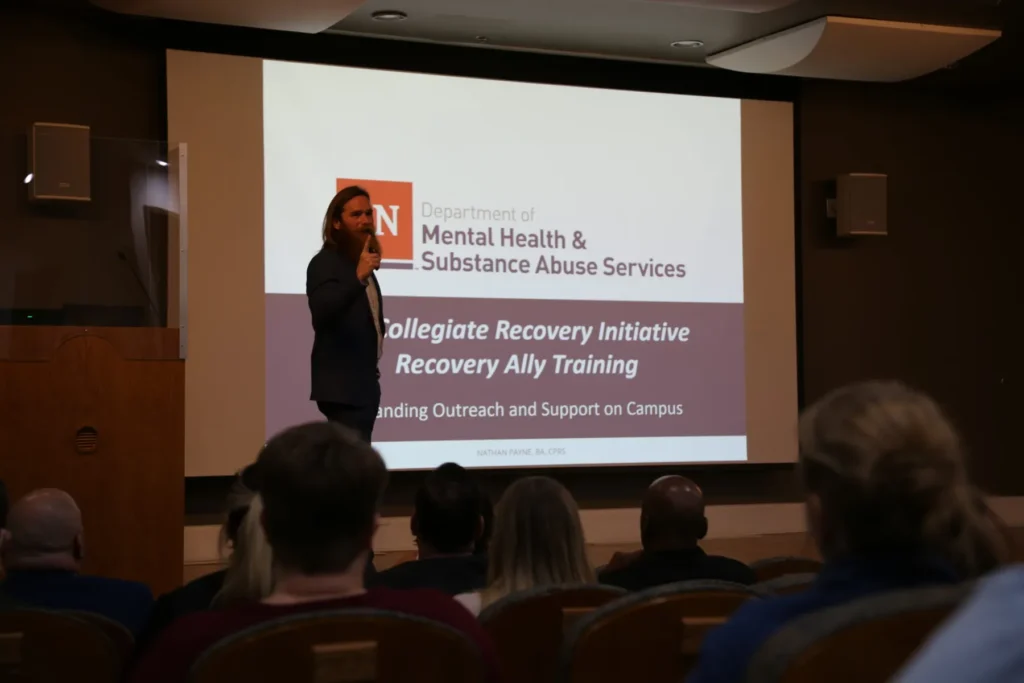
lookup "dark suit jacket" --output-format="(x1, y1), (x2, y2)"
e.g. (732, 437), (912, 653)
(598, 547), (756, 592)
(371, 555), (488, 596)
(306, 247), (384, 406)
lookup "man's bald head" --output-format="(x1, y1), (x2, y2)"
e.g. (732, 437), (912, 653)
(2, 489), (84, 570)
(640, 476), (708, 550)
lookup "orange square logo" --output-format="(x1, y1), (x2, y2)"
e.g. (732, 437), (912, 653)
(336, 178), (414, 264)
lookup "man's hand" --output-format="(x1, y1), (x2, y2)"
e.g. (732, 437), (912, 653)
(356, 234), (381, 282)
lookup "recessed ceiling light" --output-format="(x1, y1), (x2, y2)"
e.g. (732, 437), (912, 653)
(371, 10), (407, 21)
(671, 40), (705, 48)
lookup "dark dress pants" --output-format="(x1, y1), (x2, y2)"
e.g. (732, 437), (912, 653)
(317, 401), (378, 443)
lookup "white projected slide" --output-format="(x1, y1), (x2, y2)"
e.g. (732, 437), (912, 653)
(263, 59), (749, 470)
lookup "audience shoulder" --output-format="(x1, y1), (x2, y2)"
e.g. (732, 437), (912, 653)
(371, 588), (490, 652)
(85, 574), (154, 599)
(376, 586), (466, 613)
(722, 556), (758, 585)
(386, 588), (483, 626)
(129, 609), (235, 683)
(688, 596), (801, 683)
(595, 566), (629, 589)
(978, 563), (1024, 593)
(892, 566), (1024, 683)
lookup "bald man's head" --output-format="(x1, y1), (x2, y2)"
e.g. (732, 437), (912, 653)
(640, 476), (707, 550)
(1, 489), (84, 571)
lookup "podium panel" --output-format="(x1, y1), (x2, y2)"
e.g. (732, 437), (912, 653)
(0, 326), (184, 595)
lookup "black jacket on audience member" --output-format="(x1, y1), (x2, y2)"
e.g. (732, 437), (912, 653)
(598, 547), (756, 591)
(135, 570), (227, 653)
(137, 559), (377, 652)
(371, 555), (488, 596)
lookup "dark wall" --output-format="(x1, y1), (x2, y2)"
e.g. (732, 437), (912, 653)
(798, 82), (1023, 493)
(0, 6), (165, 321)
(2, 4), (1020, 515)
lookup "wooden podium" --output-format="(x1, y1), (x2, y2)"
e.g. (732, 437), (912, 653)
(0, 325), (184, 595)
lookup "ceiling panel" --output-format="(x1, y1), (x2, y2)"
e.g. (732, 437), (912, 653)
(641, 0), (800, 12)
(325, 0), (1005, 66)
(77, 0), (1020, 85)
(89, 0), (368, 32)
(707, 17), (1002, 82)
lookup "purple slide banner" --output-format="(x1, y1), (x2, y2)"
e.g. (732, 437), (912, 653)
(266, 295), (746, 441)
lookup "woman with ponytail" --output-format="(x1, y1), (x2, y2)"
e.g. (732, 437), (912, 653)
(209, 474), (275, 607)
(687, 380), (1009, 683)
(136, 463), (274, 652)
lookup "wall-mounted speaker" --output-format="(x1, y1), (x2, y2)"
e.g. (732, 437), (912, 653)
(834, 173), (887, 237)
(27, 122), (91, 202)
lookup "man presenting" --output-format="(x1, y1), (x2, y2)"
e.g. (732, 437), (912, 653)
(306, 185), (384, 442)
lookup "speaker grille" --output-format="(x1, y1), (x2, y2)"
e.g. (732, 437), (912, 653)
(75, 426), (99, 455)
(28, 122), (91, 202)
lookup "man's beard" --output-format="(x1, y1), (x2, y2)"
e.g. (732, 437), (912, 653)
(339, 228), (384, 263)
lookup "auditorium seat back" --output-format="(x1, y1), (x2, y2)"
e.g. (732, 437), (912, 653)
(479, 584), (626, 683)
(562, 580), (763, 683)
(755, 573), (818, 596)
(746, 584), (971, 683)
(188, 609), (485, 683)
(65, 611), (134, 672)
(750, 557), (823, 583)
(0, 609), (121, 683)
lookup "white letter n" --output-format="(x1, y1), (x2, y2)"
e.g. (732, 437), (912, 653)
(376, 204), (400, 236)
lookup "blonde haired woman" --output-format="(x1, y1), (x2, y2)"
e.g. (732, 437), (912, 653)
(136, 464), (274, 650)
(687, 381), (1009, 683)
(456, 476), (594, 615)
(211, 478), (275, 607)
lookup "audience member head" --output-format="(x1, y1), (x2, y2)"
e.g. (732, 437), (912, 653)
(640, 475), (708, 551)
(257, 422), (387, 578)
(475, 492), (494, 556)
(483, 476), (593, 607)
(412, 463), (483, 558)
(212, 462), (274, 607)
(799, 380), (1007, 577)
(1, 489), (84, 572)
(321, 185), (382, 263)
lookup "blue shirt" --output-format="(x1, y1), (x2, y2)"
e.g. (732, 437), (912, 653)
(1, 569), (154, 635)
(687, 553), (959, 683)
(893, 565), (1024, 683)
